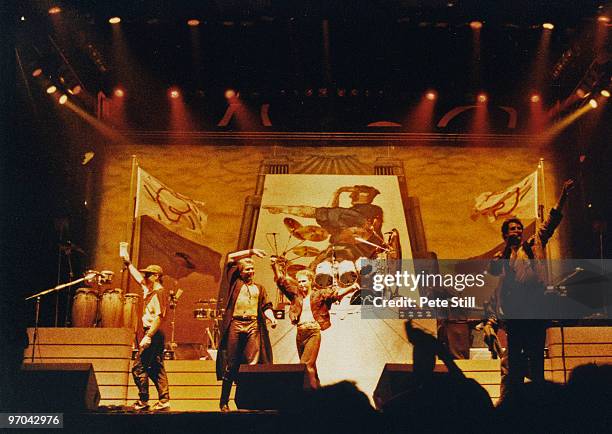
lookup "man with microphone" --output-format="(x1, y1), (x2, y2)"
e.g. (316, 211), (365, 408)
(121, 253), (170, 411)
(489, 179), (574, 398)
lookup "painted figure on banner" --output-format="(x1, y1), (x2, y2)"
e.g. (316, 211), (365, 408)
(263, 184), (399, 265)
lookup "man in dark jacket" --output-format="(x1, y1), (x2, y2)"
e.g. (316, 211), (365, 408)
(216, 248), (277, 411)
(489, 179), (574, 397)
(272, 256), (358, 389)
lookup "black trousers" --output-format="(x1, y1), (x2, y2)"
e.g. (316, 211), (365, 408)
(501, 320), (547, 397)
(132, 330), (170, 403)
(220, 319), (260, 406)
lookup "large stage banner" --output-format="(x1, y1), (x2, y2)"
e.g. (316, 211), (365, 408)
(252, 174), (416, 399)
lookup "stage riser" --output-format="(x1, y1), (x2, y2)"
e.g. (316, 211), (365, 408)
(549, 344), (612, 357)
(23, 327), (612, 410)
(24, 328), (134, 407)
(127, 386), (234, 400)
(546, 326), (612, 385)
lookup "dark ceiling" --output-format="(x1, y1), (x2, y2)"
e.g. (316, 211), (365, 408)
(15, 0), (612, 111)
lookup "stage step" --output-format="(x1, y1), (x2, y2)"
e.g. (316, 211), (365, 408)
(23, 327), (612, 410)
(24, 328), (134, 406)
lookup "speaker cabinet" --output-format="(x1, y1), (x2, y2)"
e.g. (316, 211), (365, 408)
(20, 363), (100, 411)
(235, 364), (306, 410)
(373, 363), (449, 409)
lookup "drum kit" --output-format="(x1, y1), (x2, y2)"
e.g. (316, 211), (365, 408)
(193, 298), (225, 351)
(264, 216), (403, 306)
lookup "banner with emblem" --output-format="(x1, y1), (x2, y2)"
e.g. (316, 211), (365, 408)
(471, 170), (538, 223)
(135, 166), (207, 243)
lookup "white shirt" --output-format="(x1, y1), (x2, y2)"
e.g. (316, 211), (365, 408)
(298, 293), (316, 325)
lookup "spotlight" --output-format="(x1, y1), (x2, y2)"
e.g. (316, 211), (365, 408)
(542, 23), (555, 30)
(46, 85), (57, 94)
(187, 19), (200, 26)
(169, 88), (180, 99)
(530, 94), (541, 103)
(82, 152), (95, 166)
(597, 16), (610, 23)
(425, 90), (437, 101)
(109, 17), (121, 24)
(225, 89), (236, 99)
(477, 93), (487, 103)
(69, 85), (82, 95)
(48, 6), (62, 15)
(58, 94), (67, 104)
(31, 68), (43, 77)
(576, 88), (588, 98)
(470, 21), (483, 30)
(114, 88), (125, 98)
(601, 89), (610, 98)
(589, 99), (598, 108)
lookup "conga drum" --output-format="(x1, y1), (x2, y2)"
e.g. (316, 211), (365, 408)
(72, 288), (99, 327)
(100, 288), (124, 327)
(123, 293), (140, 331)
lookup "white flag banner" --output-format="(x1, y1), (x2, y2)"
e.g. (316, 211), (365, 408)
(135, 166), (207, 242)
(471, 170), (538, 222)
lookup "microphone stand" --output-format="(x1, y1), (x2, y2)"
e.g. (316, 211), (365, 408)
(25, 275), (93, 363)
(64, 247), (75, 327)
(167, 295), (178, 360)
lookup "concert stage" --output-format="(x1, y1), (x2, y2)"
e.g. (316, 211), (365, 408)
(22, 325), (612, 412)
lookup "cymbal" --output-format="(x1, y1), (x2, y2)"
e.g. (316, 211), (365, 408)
(293, 225), (329, 242)
(336, 227), (372, 244)
(291, 246), (321, 257)
(287, 264), (307, 277)
(283, 217), (303, 235)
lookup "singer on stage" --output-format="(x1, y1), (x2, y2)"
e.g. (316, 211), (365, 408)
(122, 256), (171, 411)
(489, 179), (574, 398)
(216, 248), (277, 412)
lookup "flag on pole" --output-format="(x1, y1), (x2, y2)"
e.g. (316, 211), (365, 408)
(138, 215), (222, 343)
(471, 170), (538, 222)
(138, 215), (221, 282)
(135, 166), (207, 243)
